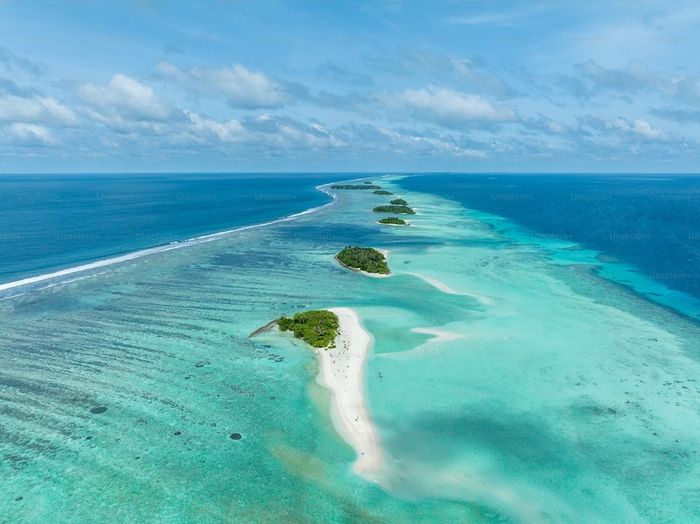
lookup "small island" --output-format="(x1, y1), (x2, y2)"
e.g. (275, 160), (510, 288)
(278, 310), (339, 348)
(373, 204), (415, 214)
(373, 190), (393, 195)
(389, 198), (407, 206)
(378, 217), (408, 225)
(331, 184), (381, 190)
(336, 246), (390, 274)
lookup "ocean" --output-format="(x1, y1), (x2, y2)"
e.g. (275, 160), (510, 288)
(399, 173), (700, 320)
(0, 173), (699, 522)
(0, 173), (343, 284)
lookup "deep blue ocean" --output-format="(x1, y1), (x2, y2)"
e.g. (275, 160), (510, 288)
(0, 173), (348, 283)
(398, 174), (700, 304)
(4, 172), (700, 312)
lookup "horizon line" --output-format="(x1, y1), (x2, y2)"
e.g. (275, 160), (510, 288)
(2, 170), (700, 176)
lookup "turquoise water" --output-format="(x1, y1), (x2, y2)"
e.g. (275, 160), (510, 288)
(1, 177), (699, 522)
(398, 173), (700, 321)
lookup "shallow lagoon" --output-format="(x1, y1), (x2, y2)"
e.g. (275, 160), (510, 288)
(1, 177), (699, 522)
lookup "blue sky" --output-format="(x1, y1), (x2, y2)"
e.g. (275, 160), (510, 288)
(2, 1), (700, 172)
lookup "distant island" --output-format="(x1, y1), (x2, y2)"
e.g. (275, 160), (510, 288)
(378, 217), (408, 225)
(373, 190), (393, 195)
(390, 198), (407, 206)
(373, 204), (415, 214)
(336, 246), (390, 274)
(331, 184), (381, 190)
(278, 310), (339, 348)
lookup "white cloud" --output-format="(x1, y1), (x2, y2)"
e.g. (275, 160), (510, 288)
(610, 118), (665, 140)
(526, 114), (571, 135)
(392, 87), (517, 126)
(369, 51), (514, 99)
(186, 111), (245, 142)
(574, 60), (658, 94)
(0, 94), (75, 123)
(379, 127), (486, 157)
(578, 115), (669, 144)
(78, 74), (171, 122)
(8, 122), (55, 144)
(183, 111), (343, 150)
(564, 59), (700, 111)
(155, 61), (185, 80)
(157, 61), (285, 109)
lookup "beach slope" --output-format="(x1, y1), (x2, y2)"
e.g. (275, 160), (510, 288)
(316, 307), (382, 478)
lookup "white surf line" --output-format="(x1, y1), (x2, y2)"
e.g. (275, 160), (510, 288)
(0, 183), (342, 294)
(316, 307), (382, 479)
(407, 272), (494, 305)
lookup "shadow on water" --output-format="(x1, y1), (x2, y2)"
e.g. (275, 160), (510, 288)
(379, 404), (572, 473)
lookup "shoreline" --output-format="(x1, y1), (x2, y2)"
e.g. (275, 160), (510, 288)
(378, 221), (409, 227)
(316, 307), (382, 479)
(0, 181), (355, 296)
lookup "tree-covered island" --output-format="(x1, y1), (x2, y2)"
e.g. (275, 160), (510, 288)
(331, 184), (381, 190)
(335, 246), (390, 274)
(277, 310), (339, 348)
(373, 190), (393, 195)
(373, 204), (415, 214)
(378, 217), (408, 225)
(390, 198), (407, 205)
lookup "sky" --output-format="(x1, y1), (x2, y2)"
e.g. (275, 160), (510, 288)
(2, 0), (700, 173)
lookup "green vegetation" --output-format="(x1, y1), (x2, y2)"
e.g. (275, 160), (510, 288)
(373, 205), (415, 214)
(378, 217), (408, 225)
(336, 246), (389, 274)
(390, 198), (407, 206)
(277, 310), (339, 348)
(331, 184), (381, 190)
(373, 190), (393, 195)
(363, 181), (373, 184)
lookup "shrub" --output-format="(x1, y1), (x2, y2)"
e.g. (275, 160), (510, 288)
(278, 310), (339, 348)
(336, 246), (389, 274)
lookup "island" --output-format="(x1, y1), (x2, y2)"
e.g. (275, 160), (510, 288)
(373, 190), (393, 195)
(331, 184), (381, 190)
(378, 217), (408, 225)
(336, 246), (390, 274)
(390, 198), (407, 206)
(277, 309), (339, 348)
(252, 307), (381, 476)
(373, 204), (415, 214)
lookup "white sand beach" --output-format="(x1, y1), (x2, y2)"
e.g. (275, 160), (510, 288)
(377, 220), (409, 226)
(316, 307), (382, 478)
(409, 272), (494, 305)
